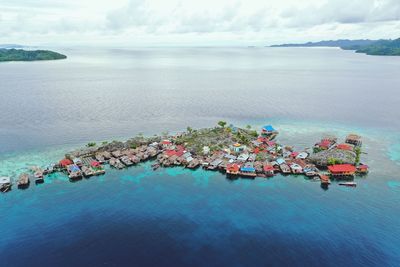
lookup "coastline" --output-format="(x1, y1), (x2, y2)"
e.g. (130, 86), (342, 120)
(0, 122), (372, 192)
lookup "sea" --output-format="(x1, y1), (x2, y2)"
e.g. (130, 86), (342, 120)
(1, 47), (400, 267)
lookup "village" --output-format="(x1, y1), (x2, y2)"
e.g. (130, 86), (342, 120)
(0, 123), (369, 193)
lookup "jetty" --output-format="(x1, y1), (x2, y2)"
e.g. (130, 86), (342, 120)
(1, 123), (369, 192)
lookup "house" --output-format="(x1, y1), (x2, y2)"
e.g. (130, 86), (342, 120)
(345, 134), (362, 147)
(276, 158), (285, 165)
(261, 125), (276, 136)
(232, 143), (246, 153)
(73, 158), (83, 166)
(224, 154), (237, 161)
(59, 158), (73, 168)
(296, 152), (308, 160)
(209, 159), (223, 170)
(237, 153), (249, 162)
(290, 163), (303, 174)
(226, 163), (240, 175)
(248, 153), (256, 162)
(328, 164), (356, 177)
(356, 164), (369, 174)
(263, 164), (275, 176)
(240, 162), (256, 177)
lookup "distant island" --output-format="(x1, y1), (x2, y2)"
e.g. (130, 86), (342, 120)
(270, 38), (400, 56)
(0, 48), (67, 62)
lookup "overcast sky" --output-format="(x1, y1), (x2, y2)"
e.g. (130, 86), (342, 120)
(0, 0), (399, 46)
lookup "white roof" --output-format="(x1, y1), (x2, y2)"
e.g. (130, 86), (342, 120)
(0, 176), (11, 184)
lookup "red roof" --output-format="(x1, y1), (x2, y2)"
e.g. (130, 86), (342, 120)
(161, 140), (171, 145)
(319, 140), (331, 148)
(165, 145), (185, 157)
(263, 165), (274, 172)
(59, 158), (73, 167)
(91, 161), (101, 167)
(227, 164), (240, 172)
(291, 152), (299, 157)
(328, 164), (356, 173)
(253, 148), (260, 154)
(336, 144), (353, 151)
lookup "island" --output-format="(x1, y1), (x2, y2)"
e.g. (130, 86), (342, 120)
(0, 48), (67, 62)
(270, 38), (400, 56)
(0, 123), (369, 193)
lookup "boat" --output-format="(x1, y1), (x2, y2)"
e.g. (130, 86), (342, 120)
(151, 163), (160, 170)
(17, 173), (30, 188)
(319, 175), (331, 185)
(0, 176), (12, 192)
(339, 182), (357, 187)
(34, 169), (44, 183)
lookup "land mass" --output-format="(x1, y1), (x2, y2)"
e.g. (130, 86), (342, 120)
(0, 48), (67, 62)
(0, 123), (368, 193)
(271, 38), (400, 56)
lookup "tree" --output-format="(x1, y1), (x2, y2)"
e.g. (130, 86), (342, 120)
(355, 147), (361, 164)
(246, 125), (251, 130)
(217, 121), (227, 128)
(87, 142), (96, 147)
(187, 126), (193, 134)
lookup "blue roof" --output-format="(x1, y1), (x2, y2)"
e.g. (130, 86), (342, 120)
(276, 158), (285, 165)
(263, 125), (275, 132)
(240, 167), (255, 172)
(68, 165), (80, 172)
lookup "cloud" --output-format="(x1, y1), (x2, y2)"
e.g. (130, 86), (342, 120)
(0, 0), (399, 45)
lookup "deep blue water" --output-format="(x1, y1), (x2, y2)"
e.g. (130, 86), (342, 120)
(1, 162), (400, 267)
(1, 47), (400, 266)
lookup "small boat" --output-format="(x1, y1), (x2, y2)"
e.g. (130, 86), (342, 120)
(151, 163), (160, 170)
(0, 176), (12, 192)
(339, 182), (357, 187)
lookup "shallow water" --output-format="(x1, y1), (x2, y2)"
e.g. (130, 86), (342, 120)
(1, 47), (400, 266)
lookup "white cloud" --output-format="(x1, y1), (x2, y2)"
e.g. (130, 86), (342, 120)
(0, 0), (399, 46)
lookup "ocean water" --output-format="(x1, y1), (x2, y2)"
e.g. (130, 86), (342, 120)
(1, 47), (400, 266)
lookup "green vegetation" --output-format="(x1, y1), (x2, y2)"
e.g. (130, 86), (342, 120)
(0, 49), (67, 62)
(327, 158), (343, 165)
(87, 142), (96, 147)
(217, 121), (227, 128)
(355, 147), (361, 164)
(271, 38), (400, 56)
(342, 38), (400, 56)
(175, 126), (256, 154)
(102, 141), (108, 145)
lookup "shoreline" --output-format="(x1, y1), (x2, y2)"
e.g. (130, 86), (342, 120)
(0, 123), (369, 193)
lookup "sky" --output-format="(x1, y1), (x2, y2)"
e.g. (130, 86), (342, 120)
(0, 0), (399, 46)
